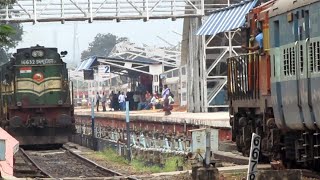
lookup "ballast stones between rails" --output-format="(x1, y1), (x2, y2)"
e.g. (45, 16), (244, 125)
(14, 146), (135, 179)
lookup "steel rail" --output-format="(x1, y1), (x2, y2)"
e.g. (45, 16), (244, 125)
(19, 148), (53, 178)
(62, 147), (139, 180)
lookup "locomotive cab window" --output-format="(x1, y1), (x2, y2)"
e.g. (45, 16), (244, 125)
(241, 27), (250, 48)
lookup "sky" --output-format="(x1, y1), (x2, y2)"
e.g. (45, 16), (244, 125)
(15, 19), (184, 65)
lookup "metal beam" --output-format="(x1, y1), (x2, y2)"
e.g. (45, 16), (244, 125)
(1, 0), (204, 23)
(110, 41), (180, 67)
(206, 48), (228, 76)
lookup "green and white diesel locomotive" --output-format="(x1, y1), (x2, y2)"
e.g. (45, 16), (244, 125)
(0, 45), (75, 145)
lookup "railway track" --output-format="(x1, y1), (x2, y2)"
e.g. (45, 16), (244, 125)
(14, 146), (137, 179)
(13, 148), (49, 178)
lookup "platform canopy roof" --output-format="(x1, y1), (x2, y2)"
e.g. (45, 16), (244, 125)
(76, 56), (99, 71)
(196, 0), (258, 36)
(76, 56), (159, 77)
(97, 56), (158, 76)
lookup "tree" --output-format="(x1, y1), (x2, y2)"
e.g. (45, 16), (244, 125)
(0, 0), (23, 64)
(0, 0), (17, 46)
(0, 0), (16, 6)
(0, 23), (23, 63)
(81, 33), (128, 60)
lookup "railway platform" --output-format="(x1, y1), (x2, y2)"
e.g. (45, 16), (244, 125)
(74, 109), (230, 128)
(74, 108), (231, 141)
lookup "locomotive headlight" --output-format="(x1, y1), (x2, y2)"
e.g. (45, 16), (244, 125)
(17, 102), (22, 106)
(31, 50), (44, 58)
(58, 100), (63, 105)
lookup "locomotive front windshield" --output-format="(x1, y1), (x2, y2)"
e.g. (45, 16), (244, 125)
(13, 47), (69, 106)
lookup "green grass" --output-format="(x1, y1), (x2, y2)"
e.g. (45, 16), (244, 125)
(95, 148), (188, 173)
(97, 148), (128, 164)
(130, 159), (162, 173)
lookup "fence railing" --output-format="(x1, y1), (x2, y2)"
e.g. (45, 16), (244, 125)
(227, 53), (260, 100)
(76, 124), (191, 155)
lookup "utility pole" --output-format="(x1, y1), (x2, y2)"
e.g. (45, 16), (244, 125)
(76, 79), (79, 99)
(73, 22), (79, 65)
(125, 101), (131, 162)
(228, 0), (232, 58)
(91, 98), (95, 140)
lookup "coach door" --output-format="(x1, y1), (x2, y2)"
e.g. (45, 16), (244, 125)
(298, 10), (317, 130)
(307, 39), (320, 129)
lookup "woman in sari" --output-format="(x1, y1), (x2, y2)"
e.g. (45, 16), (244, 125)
(162, 85), (172, 115)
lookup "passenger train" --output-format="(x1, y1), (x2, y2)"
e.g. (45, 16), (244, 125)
(228, 0), (320, 170)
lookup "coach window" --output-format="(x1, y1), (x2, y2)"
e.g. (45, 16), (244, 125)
(283, 49), (286, 76)
(274, 20), (280, 47)
(294, 12), (299, 41)
(273, 55), (276, 77)
(300, 45), (304, 73)
(289, 48), (293, 75)
(304, 10), (310, 39)
(317, 42), (320, 72)
(309, 43), (314, 73)
(291, 47), (296, 75)
(283, 49), (289, 76)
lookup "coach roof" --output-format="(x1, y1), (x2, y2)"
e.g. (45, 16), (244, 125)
(269, 0), (319, 17)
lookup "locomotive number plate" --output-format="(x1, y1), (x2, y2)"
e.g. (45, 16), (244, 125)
(20, 59), (56, 65)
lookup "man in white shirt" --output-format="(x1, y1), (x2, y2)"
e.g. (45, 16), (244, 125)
(118, 92), (126, 111)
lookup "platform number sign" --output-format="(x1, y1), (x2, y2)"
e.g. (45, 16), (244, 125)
(105, 65), (110, 73)
(98, 65), (110, 74)
(247, 133), (261, 180)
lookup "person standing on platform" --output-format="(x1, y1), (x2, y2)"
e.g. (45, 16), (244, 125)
(162, 85), (172, 115)
(95, 92), (101, 112)
(101, 92), (107, 112)
(118, 92), (126, 111)
(126, 91), (134, 110)
(133, 92), (140, 110)
(109, 91), (114, 111)
(113, 92), (119, 111)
